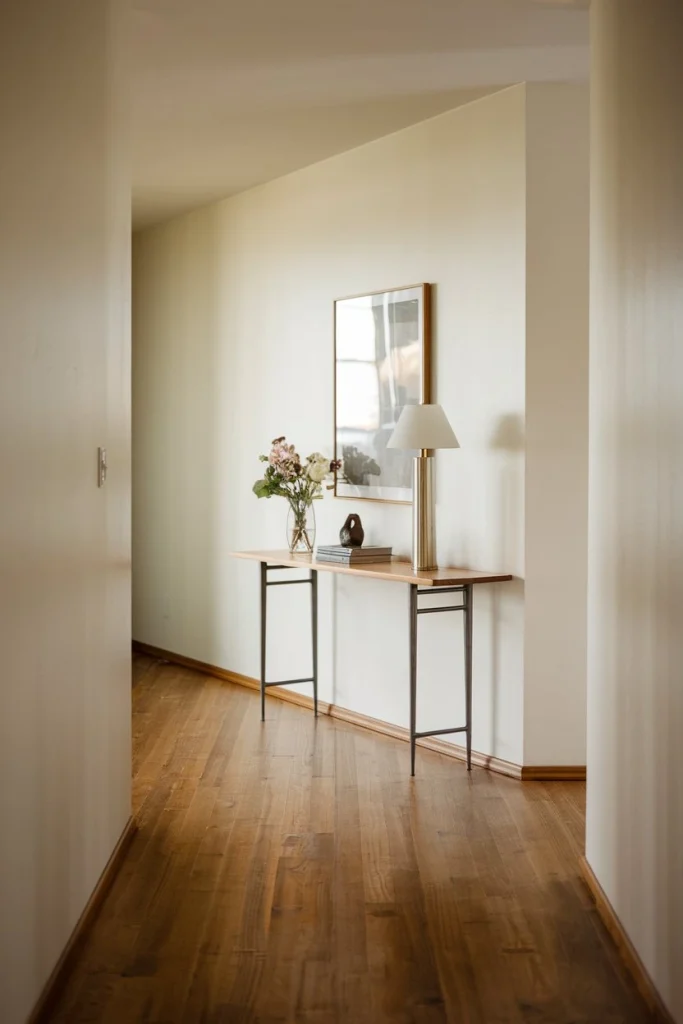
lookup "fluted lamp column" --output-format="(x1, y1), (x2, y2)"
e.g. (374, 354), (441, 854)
(387, 403), (460, 572)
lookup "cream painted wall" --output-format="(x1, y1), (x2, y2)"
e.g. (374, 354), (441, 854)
(133, 83), (588, 769)
(0, 3), (131, 1023)
(133, 86), (528, 763)
(586, 2), (683, 1020)
(524, 82), (590, 766)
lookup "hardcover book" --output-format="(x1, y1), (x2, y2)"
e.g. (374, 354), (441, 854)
(316, 545), (392, 563)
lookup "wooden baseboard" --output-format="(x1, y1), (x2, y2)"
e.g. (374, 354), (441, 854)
(132, 641), (585, 782)
(133, 641), (333, 715)
(327, 702), (524, 779)
(29, 816), (137, 1024)
(521, 765), (587, 781)
(579, 856), (675, 1023)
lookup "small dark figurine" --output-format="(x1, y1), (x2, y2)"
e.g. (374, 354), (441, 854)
(340, 514), (364, 548)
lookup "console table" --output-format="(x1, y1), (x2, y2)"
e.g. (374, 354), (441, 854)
(230, 550), (512, 775)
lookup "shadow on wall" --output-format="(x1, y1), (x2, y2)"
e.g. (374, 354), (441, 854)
(490, 411), (524, 565)
(132, 212), (224, 659)
(487, 411), (525, 758)
(594, 407), (683, 1018)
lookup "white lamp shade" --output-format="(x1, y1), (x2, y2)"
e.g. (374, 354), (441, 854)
(387, 403), (460, 450)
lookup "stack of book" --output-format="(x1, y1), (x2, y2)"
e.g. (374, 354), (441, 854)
(316, 545), (392, 565)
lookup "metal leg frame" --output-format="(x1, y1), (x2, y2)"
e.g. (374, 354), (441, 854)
(259, 562), (318, 721)
(409, 582), (474, 776)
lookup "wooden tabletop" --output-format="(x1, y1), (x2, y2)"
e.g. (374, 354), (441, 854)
(230, 550), (513, 587)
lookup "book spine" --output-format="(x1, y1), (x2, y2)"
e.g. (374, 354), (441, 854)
(316, 550), (392, 558)
(316, 556), (392, 564)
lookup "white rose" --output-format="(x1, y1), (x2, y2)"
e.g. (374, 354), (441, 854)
(307, 458), (329, 483)
(309, 464), (331, 483)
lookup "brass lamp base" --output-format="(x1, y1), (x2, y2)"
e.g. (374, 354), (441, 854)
(412, 453), (436, 571)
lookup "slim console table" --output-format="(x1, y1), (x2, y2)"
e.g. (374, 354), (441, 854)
(230, 550), (512, 775)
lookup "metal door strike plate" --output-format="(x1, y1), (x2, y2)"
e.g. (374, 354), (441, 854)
(98, 447), (107, 487)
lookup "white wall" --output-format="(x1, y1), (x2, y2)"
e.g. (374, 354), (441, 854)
(524, 83), (590, 766)
(133, 83), (588, 769)
(0, 3), (131, 1022)
(586, 2), (683, 1020)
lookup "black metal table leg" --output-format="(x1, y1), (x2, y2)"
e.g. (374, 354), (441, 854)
(258, 561), (317, 718)
(410, 584), (472, 775)
(260, 560), (267, 721)
(464, 583), (474, 770)
(311, 569), (318, 716)
(259, 561), (476, 774)
(409, 583), (418, 776)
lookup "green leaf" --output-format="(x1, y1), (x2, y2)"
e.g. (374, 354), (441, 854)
(252, 480), (271, 498)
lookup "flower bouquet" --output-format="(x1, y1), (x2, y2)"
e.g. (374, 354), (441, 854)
(253, 437), (340, 553)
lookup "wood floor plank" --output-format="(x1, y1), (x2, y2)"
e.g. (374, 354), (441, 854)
(46, 655), (655, 1024)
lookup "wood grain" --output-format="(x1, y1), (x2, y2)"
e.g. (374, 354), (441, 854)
(45, 655), (652, 1023)
(133, 641), (587, 781)
(230, 549), (514, 586)
(132, 640), (332, 715)
(29, 817), (136, 1023)
(580, 856), (676, 1023)
(521, 765), (587, 782)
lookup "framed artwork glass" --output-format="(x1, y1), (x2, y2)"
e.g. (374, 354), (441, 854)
(334, 283), (432, 503)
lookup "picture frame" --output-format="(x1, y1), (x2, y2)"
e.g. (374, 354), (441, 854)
(334, 283), (432, 503)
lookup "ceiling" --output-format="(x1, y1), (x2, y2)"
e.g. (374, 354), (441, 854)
(131, 0), (589, 228)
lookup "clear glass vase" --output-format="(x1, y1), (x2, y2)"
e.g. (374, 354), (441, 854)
(287, 502), (316, 554)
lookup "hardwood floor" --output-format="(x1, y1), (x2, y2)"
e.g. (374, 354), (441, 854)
(48, 654), (652, 1024)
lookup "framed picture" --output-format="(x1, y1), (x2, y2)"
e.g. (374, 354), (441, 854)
(334, 283), (432, 503)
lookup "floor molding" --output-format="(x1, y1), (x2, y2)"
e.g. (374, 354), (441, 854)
(132, 641), (585, 782)
(521, 765), (587, 781)
(29, 816), (137, 1024)
(579, 856), (675, 1023)
(328, 702), (524, 779)
(133, 641), (332, 715)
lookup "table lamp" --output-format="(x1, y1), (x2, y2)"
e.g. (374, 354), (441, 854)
(387, 403), (459, 571)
